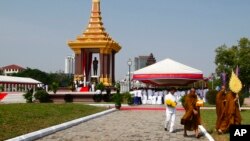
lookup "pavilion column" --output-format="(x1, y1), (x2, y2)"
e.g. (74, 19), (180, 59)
(4, 83), (6, 92)
(13, 84), (15, 91)
(25, 84), (27, 92)
(103, 54), (108, 78)
(111, 51), (115, 84)
(20, 84), (23, 92)
(8, 83), (10, 91)
(99, 51), (104, 81)
(107, 53), (111, 78)
(75, 49), (82, 75)
(99, 49), (111, 85)
(82, 49), (92, 82)
(18, 84), (21, 91)
(15, 83), (17, 92)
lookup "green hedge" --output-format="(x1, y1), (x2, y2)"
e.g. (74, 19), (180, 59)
(34, 90), (50, 103)
(206, 89), (244, 106)
(206, 90), (218, 105)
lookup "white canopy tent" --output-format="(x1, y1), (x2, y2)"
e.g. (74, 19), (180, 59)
(132, 58), (203, 86)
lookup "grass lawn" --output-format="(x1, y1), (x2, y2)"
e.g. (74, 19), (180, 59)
(203, 103), (215, 107)
(200, 109), (250, 141)
(0, 103), (107, 140)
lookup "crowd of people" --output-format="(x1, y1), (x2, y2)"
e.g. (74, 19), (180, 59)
(130, 87), (209, 105)
(163, 86), (242, 139)
(130, 86), (242, 139)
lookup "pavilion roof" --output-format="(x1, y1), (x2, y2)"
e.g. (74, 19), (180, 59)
(0, 75), (41, 84)
(1, 64), (24, 70)
(68, 0), (121, 53)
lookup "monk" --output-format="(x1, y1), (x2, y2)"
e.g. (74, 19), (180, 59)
(217, 91), (242, 134)
(181, 88), (201, 138)
(215, 85), (227, 131)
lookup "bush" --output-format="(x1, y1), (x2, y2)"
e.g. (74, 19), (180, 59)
(112, 93), (122, 106)
(115, 82), (121, 93)
(23, 89), (33, 103)
(206, 90), (218, 105)
(102, 87), (112, 102)
(239, 93), (244, 107)
(0, 85), (4, 92)
(64, 94), (73, 103)
(51, 82), (59, 94)
(93, 94), (102, 102)
(102, 94), (111, 102)
(34, 90), (50, 103)
(180, 95), (187, 107)
(123, 92), (133, 105)
(96, 82), (105, 92)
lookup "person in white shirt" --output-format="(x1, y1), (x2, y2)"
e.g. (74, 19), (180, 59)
(164, 87), (177, 133)
(137, 88), (142, 105)
(91, 82), (95, 92)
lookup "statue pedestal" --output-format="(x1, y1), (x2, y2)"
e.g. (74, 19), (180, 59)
(91, 75), (99, 84)
(91, 75), (99, 78)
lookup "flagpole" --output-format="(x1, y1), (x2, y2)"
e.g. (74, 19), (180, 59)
(235, 66), (241, 111)
(238, 96), (241, 111)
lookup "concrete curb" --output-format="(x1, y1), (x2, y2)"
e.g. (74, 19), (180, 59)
(199, 125), (215, 141)
(6, 108), (116, 141)
(88, 103), (129, 107)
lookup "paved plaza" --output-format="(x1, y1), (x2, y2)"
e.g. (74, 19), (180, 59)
(37, 109), (209, 141)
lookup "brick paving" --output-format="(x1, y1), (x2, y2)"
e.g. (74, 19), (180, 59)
(37, 109), (209, 141)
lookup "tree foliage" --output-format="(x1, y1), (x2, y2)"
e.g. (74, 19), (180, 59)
(51, 82), (59, 94)
(215, 37), (250, 91)
(12, 68), (50, 84)
(12, 68), (73, 87)
(0, 69), (3, 75)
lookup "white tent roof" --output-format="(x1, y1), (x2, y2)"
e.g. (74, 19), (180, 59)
(0, 75), (41, 84)
(133, 58), (203, 86)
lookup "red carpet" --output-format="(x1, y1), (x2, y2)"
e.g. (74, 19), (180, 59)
(0, 92), (7, 100)
(80, 86), (89, 92)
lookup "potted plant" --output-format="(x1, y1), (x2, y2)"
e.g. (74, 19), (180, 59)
(123, 92), (133, 105)
(96, 82), (105, 93)
(112, 92), (122, 110)
(115, 82), (121, 93)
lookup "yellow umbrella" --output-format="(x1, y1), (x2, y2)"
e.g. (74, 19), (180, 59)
(229, 70), (242, 111)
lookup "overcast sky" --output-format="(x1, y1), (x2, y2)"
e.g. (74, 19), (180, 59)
(1, 0), (250, 80)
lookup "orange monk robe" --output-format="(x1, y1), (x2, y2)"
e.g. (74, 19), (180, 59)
(218, 91), (242, 133)
(215, 90), (226, 130)
(181, 92), (201, 131)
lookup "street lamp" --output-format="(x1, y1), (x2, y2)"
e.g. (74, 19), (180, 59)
(127, 58), (132, 91)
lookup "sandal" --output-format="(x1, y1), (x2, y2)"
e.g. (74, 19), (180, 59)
(196, 134), (201, 138)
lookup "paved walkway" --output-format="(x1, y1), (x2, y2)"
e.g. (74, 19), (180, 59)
(37, 110), (209, 141)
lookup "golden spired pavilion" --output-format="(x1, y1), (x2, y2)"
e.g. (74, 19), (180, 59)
(68, 0), (121, 86)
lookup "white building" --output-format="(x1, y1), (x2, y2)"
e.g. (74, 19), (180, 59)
(65, 55), (75, 74)
(0, 75), (41, 92)
(0, 64), (25, 76)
